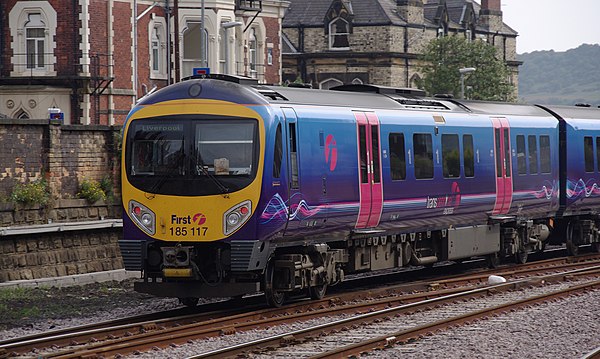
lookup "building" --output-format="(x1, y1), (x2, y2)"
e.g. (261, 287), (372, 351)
(0, 0), (289, 125)
(281, 0), (519, 92)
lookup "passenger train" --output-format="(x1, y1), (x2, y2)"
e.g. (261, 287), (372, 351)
(119, 74), (600, 306)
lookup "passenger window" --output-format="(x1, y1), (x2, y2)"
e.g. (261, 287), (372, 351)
(539, 135), (551, 174)
(413, 133), (433, 179)
(442, 134), (460, 178)
(463, 134), (474, 177)
(596, 137), (600, 173)
(584, 136), (594, 172)
(516, 135), (527, 175)
(528, 135), (538, 174)
(389, 133), (406, 180)
(272, 123), (282, 178)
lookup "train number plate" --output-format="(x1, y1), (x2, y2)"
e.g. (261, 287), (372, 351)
(169, 226), (208, 237)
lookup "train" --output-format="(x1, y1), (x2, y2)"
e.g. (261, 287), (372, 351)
(118, 74), (600, 307)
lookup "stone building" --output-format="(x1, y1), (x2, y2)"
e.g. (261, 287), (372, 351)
(282, 0), (519, 92)
(0, 0), (289, 125)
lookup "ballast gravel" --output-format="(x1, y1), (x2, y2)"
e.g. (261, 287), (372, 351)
(0, 280), (598, 358)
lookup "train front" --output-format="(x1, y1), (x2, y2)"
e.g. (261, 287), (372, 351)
(118, 78), (268, 304)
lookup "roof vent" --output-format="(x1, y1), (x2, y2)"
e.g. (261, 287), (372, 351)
(181, 73), (259, 86)
(255, 87), (288, 101)
(575, 103), (591, 107)
(330, 84), (426, 97)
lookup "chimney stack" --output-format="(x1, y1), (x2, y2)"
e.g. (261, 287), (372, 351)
(397, 0), (424, 24)
(479, 0), (503, 32)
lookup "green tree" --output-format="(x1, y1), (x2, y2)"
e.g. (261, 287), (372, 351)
(418, 36), (515, 101)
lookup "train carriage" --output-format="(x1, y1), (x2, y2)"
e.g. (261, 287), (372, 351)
(119, 75), (600, 306)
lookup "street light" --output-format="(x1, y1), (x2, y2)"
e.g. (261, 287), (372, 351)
(459, 67), (476, 99)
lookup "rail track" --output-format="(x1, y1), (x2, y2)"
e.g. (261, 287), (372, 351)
(1, 253), (599, 358)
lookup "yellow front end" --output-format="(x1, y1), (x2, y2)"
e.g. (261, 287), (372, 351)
(121, 99), (265, 243)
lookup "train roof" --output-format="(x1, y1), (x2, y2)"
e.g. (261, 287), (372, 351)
(538, 104), (600, 120)
(453, 100), (553, 117)
(258, 84), (466, 112)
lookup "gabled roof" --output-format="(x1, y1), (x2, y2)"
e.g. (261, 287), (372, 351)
(283, 0), (517, 35)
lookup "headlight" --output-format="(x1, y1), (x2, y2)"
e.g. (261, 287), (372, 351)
(129, 200), (156, 235)
(223, 200), (251, 235)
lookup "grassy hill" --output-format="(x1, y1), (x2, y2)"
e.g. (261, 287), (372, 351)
(517, 44), (600, 106)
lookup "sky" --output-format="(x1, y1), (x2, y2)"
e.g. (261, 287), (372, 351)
(499, 0), (600, 54)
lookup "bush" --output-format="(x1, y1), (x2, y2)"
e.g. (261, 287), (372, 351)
(11, 179), (50, 207)
(78, 178), (107, 203)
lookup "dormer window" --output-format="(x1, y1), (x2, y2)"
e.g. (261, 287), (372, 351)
(329, 17), (350, 50)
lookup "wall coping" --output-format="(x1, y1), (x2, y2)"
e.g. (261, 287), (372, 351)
(0, 219), (123, 237)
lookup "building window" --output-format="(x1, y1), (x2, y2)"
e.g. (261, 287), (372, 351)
(219, 26), (228, 73)
(26, 15), (45, 69)
(9, 2), (57, 76)
(183, 21), (208, 77)
(267, 48), (273, 66)
(248, 28), (258, 78)
(151, 27), (160, 72)
(329, 17), (350, 50)
(319, 78), (343, 90)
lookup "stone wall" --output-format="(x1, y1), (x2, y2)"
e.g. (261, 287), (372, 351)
(0, 119), (124, 283)
(0, 227), (123, 282)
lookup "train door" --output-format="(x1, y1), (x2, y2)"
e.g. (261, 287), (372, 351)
(354, 112), (384, 228)
(282, 107), (302, 230)
(492, 117), (513, 215)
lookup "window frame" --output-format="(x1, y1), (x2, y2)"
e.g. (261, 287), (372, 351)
(413, 133), (434, 180)
(389, 133), (406, 181)
(328, 17), (350, 50)
(9, 3), (57, 77)
(441, 134), (460, 178)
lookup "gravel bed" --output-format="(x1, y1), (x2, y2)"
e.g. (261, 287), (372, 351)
(1, 278), (597, 358)
(128, 281), (600, 358)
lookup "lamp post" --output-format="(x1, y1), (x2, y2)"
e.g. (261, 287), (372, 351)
(459, 67), (476, 99)
(200, 0), (205, 67)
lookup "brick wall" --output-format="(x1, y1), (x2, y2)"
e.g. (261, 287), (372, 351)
(0, 119), (121, 215)
(0, 119), (123, 282)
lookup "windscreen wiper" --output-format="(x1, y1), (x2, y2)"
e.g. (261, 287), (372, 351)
(196, 162), (230, 197)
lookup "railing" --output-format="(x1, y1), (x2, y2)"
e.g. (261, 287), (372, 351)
(235, 0), (262, 11)
(7, 52), (113, 79)
(235, 61), (265, 83)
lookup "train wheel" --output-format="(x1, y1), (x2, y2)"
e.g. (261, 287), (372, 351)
(515, 249), (528, 264)
(179, 297), (199, 307)
(309, 283), (328, 300)
(566, 222), (579, 256)
(264, 260), (286, 307)
(486, 253), (500, 268)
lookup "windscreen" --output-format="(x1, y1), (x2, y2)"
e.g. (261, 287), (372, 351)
(126, 115), (258, 196)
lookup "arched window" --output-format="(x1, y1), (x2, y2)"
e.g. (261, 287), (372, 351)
(14, 109), (31, 119)
(248, 28), (257, 78)
(219, 25), (228, 74)
(25, 14), (45, 69)
(329, 17), (350, 50)
(151, 27), (160, 72)
(9, 2), (57, 76)
(182, 21), (208, 77)
(320, 78), (343, 90)
(351, 78), (363, 85)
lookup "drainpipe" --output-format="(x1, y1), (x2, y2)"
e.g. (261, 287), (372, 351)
(174, 0), (180, 81)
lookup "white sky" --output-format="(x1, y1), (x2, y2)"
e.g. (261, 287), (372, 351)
(499, 0), (600, 54)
